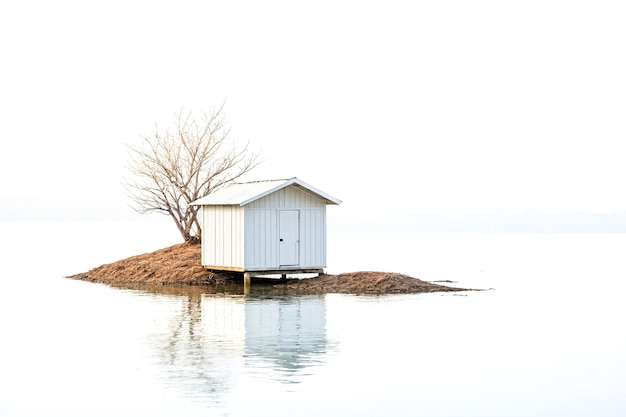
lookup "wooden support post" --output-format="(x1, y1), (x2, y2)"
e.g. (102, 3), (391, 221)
(244, 272), (251, 296)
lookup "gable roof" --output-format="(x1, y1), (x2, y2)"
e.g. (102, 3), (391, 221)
(191, 177), (342, 206)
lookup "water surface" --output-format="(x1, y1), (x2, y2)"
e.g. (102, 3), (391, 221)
(1, 222), (624, 416)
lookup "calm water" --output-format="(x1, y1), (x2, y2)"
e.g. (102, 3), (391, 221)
(1, 222), (625, 416)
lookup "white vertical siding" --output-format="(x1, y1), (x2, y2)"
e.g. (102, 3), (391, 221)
(244, 208), (278, 269)
(244, 185), (327, 270)
(246, 185), (326, 210)
(201, 205), (244, 269)
(298, 207), (326, 267)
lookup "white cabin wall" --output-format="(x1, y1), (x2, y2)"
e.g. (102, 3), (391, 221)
(244, 185), (327, 270)
(201, 205), (244, 269)
(299, 207), (327, 267)
(244, 208), (278, 270)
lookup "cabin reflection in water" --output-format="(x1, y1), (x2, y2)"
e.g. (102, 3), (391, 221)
(244, 296), (328, 378)
(161, 292), (331, 399)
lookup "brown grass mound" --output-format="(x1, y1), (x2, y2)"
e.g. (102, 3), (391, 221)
(275, 271), (466, 294)
(67, 243), (234, 285)
(67, 243), (468, 294)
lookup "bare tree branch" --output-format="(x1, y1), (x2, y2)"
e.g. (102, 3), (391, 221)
(124, 106), (261, 243)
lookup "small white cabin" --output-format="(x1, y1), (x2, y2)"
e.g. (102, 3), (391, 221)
(191, 178), (341, 276)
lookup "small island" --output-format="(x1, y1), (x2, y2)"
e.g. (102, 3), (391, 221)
(67, 242), (468, 295)
(102, 115), (469, 295)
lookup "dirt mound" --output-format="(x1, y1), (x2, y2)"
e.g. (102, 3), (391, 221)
(67, 243), (468, 294)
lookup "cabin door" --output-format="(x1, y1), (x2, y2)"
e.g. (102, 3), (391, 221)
(279, 210), (300, 266)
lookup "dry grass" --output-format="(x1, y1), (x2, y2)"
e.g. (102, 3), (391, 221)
(67, 243), (233, 285)
(276, 271), (466, 294)
(67, 243), (468, 294)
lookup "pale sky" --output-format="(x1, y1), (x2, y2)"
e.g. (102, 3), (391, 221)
(1, 1), (625, 221)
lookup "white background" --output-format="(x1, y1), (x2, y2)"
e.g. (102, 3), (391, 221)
(2, 1), (625, 221)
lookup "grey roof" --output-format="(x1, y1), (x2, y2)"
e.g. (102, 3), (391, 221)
(191, 177), (342, 206)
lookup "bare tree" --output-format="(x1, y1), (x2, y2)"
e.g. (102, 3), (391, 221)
(125, 105), (260, 243)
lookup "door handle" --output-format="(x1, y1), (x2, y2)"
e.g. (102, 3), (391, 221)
(280, 238), (283, 241)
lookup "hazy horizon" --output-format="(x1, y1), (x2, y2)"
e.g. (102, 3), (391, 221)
(2, 195), (625, 233)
